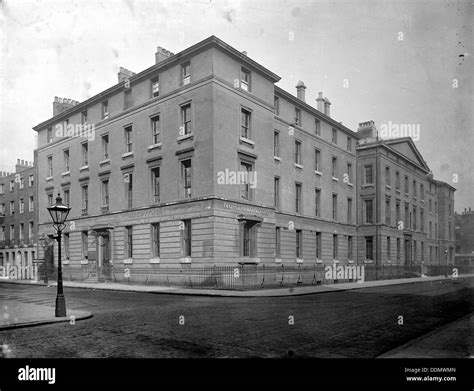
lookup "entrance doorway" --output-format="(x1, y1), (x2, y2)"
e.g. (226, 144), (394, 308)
(96, 231), (112, 280)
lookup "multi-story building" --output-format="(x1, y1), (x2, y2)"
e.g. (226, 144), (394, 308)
(0, 159), (38, 269)
(32, 36), (454, 279)
(454, 208), (474, 266)
(355, 123), (455, 266)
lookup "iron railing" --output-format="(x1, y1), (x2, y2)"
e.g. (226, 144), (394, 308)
(52, 263), (474, 290)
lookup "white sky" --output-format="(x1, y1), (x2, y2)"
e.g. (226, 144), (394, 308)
(0, 0), (472, 211)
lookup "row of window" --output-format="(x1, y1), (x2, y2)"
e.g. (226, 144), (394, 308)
(0, 196), (34, 215)
(49, 159), (192, 214)
(274, 178), (353, 222)
(279, 231), (439, 262)
(74, 221), (191, 260)
(46, 60), (197, 145)
(0, 222), (35, 244)
(365, 164), (435, 204)
(46, 104), (192, 177)
(0, 175), (34, 194)
(276, 136), (355, 181)
(54, 221), (448, 263)
(273, 98), (350, 151)
(46, 62), (253, 146)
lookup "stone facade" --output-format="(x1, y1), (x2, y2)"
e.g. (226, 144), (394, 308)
(31, 36), (455, 276)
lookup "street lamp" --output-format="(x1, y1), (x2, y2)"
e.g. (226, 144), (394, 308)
(38, 233), (49, 285)
(47, 193), (71, 317)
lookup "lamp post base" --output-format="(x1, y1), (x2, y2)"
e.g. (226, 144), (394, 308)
(55, 295), (67, 317)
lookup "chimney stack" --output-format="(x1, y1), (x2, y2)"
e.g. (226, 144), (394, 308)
(15, 159), (31, 173)
(295, 80), (306, 102)
(316, 92), (331, 116)
(118, 67), (136, 83)
(155, 46), (174, 64)
(357, 120), (378, 140)
(53, 96), (80, 117)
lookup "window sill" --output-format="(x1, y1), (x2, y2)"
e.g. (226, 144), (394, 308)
(274, 156), (281, 162)
(149, 258), (160, 264)
(405, 193), (410, 197)
(315, 170), (322, 176)
(101, 206), (109, 213)
(348, 260), (354, 264)
(332, 177), (339, 182)
(395, 189), (401, 194)
(347, 182), (354, 187)
(180, 257), (192, 264)
(238, 257), (260, 264)
(333, 260), (339, 264)
(99, 159), (110, 166)
(123, 258), (133, 264)
(275, 258), (282, 263)
(46, 176), (53, 181)
(121, 152), (134, 159)
(239, 136), (255, 147)
(80, 259), (88, 265)
(363, 260), (374, 264)
(294, 163), (304, 169)
(177, 133), (193, 143)
(63, 259), (70, 265)
(296, 258), (304, 264)
(148, 142), (162, 151)
(385, 185), (392, 190)
(362, 183), (374, 188)
(79, 165), (89, 172)
(61, 171), (70, 177)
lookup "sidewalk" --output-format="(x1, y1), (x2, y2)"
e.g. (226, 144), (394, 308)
(0, 301), (92, 332)
(2, 274), (473, 297)
(378, 312), (473, 358)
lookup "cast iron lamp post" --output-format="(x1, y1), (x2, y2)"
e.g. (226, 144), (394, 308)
(47, 193), (71, 317)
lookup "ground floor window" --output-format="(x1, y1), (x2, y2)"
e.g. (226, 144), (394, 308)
(181, 220), (191, 257)
(240, 220), (258, 258)
(125, 226), (133, 259)
(296, 230), (302, 259)
(365, 236), (373, 261)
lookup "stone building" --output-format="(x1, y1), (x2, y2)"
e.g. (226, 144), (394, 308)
(455, 208), (474, 266)
(32, 36), (455, 280)
(0, 159), (38, 274)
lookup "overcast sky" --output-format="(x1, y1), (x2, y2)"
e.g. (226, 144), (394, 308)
(0, 0), (472, 211)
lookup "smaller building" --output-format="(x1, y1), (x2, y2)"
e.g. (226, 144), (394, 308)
(455, 208), (474, 266)
(0, 159), (38, 275)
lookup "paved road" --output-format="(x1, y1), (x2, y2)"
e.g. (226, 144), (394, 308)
(1, 278), (473, 358)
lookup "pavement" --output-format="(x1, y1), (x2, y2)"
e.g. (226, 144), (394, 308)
(2, 273), (473, 297)
(379, 312), (473, 358)
(0, 301), (92, 332)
